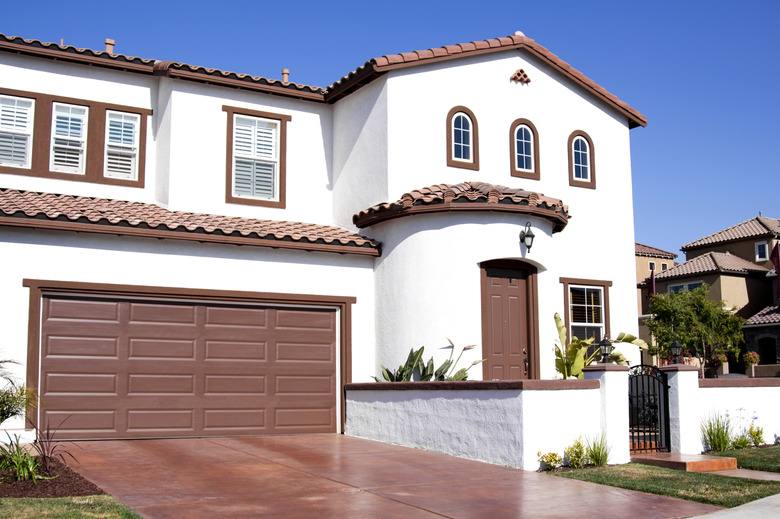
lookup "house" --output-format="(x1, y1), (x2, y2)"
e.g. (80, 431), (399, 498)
(634, 243), (678, 360)
(0, 31), (646, 440)
(652, 216), (780, 366)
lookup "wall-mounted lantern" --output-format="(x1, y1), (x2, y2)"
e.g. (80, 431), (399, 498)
(520, 222), (535, 252)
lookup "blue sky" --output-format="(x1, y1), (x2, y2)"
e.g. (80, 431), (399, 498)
(6, 0), (778, 257)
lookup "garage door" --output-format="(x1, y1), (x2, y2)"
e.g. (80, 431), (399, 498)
(39, 295), (337, 440)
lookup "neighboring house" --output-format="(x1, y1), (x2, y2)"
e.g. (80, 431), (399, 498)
(653, 216), (780, 365)
(0, 31), (646, 440)
(634, 243), (677, 357)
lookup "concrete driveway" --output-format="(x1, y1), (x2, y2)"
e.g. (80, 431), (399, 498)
(67, 435), (722, 518)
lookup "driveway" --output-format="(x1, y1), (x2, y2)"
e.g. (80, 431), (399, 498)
(67, 435), (722, 518)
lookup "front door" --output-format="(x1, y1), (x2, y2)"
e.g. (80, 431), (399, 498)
(480, 260), (539, 380)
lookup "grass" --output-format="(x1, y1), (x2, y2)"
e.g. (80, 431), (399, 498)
(553, 463), (780, 508)
(711, 445), (780, 473)
(0, 495), (140, 518)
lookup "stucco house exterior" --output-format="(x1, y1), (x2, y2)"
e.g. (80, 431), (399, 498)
(0, 31), (646, 440)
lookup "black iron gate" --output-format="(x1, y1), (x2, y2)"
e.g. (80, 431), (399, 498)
(628, 365), (670, 453)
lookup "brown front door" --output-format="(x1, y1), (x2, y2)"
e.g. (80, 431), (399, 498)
(480, 260), (538, 380)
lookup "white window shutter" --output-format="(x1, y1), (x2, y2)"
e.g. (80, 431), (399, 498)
(104, 111), (139, 179)
(50, 103), (88, 174)
(0, 96), (34, 167)
(233, 115), (279, 200)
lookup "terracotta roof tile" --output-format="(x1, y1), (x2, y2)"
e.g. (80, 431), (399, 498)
(654, 251), (770, 280)
(746, 306), (780, 326)
(682, 216), (780, 250)
(0, 189), (380, 256)
(353, 181), (569, 231)
(635, 243), (678, 259)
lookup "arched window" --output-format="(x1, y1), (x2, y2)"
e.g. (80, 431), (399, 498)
(446, 106), (479, 170)
(568, 130), (595, 189)
(509, 118), (539, 180)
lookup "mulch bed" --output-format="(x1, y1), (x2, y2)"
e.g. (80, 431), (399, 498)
(0, 458), (104, 498)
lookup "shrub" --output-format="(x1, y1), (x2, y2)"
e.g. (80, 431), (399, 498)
(748, 423), (765, 447)
(0, 433), (50, 483)
(586, 433), (610, 467)
(564, 437), (588, 469)
(537, 451), (562, 471)
(731, 434), (752, 450)
(701, 412), (732, 451)
(0, 383), (36, 425)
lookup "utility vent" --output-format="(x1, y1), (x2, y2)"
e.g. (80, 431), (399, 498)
(510, 69), (531, 84)
(104, 39), (115, 54)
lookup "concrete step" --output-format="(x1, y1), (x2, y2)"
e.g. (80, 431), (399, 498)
(631, 452), (737, 472)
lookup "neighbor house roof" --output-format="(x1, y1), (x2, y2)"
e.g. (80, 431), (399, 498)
(0, 189), (380, 256)
(654, 251), (771, 281)
(353, 181), (569, 231)
(745, 306), (780, 326)
(682, 216), (780, 251)
(635, 243), (678, 259)
(0, 32), (646, 126)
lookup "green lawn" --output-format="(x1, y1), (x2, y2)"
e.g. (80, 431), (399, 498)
(553, 463), (780, 508)
(711, 445), (780, 473)
(0, 495), (140, 518)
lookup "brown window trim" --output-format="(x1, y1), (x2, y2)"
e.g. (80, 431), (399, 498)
(223, 105), (291, 209)
(559, 277), (612, 339)
(509, 118), (540, 180)
(446, 106), (479, 171)
(567, 130), (596, 189)
(0, 87), (150, 188)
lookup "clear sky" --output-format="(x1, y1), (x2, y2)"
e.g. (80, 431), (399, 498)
(5, 0), (778, 257)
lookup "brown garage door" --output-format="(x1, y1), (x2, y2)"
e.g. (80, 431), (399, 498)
(39, 295), (337, 440)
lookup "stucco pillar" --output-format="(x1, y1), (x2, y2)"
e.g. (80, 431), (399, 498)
(660, 364), (701, 454)
(582, 364), (630, 464)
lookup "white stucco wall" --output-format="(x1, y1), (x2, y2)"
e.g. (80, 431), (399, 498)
(697, 384), (780, 450)
(0, 228), (376, 438)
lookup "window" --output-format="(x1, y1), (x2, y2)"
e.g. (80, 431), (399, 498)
(668, 281), (703, 294)
(50, 103), (88, 174)
(446, 106), (479, 170)
(223, 105), (291, 208)
(0, 95), (34, 168)
(0, 87), (149, 187)
(755, 241), (769, 261)
(104, 111), (140, 180)
(560, 277), (612, 341)
(661, 263), (668, 271)
(509, 118), (539, 180)
(649, 261), (656, 271)
(567, 130), (595, 189)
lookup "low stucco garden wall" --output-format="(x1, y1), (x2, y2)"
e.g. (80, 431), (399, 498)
(698, 379), (780, 446)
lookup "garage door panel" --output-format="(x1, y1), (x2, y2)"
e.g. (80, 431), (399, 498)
(40, 297), (338, 439)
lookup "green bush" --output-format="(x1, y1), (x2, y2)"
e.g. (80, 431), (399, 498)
(732, 434), (752, 450)
(749, 424), (765, 447)
(701, 412), (732, 452)
(0, 433), (50, 483)
(586, 433), (610, 467)
(537, 451), (562, 471)
(564, 437), (589, 468)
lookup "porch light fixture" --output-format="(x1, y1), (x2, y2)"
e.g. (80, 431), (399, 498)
(670, 340), (683, 365)
(520, 222), (535, 251)
(598, 338), (614, 364)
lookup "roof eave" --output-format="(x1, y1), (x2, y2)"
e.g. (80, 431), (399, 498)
(0, 39), (154, 75)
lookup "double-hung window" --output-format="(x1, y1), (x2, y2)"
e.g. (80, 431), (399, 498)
(560, 277), (612, 342)
(568, 130), (595, 188)
(446, 106), (479, 170)
(104, 111), (140, 180)
(50, 103), (88, 174)
(755, 241), (769, 262)
(223, 106), (290, 208)
(0, 95), (35, 168)
(509, 118), (539, 180)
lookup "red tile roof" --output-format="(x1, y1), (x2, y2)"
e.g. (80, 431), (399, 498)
(328, 33), (647, 128)
(746, 306), (780, 326)
(0, 189), (380, 256)
(682, 216), (780, 251)
(654, 251), (770, 281)
(635, 243), (678, 259)
(353, 182), (569, 231)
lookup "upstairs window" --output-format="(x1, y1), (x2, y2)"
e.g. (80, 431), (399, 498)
(568, 130), (595, 189)
(509, 118), (539, 180)
(446, 106), (479, 170)
(0, 95), (34, 168)
(104, 111), (140, 180)
(223, 106), (290, 208)
(649, 261), (656, 271)
(755, 241), (769, 261)
(50, 103), (88, 174)
(661, 263), (669, 271)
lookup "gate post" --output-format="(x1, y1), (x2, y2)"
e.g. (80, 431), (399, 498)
(583, 364), (630, 464)
(660, 364), (700, 454)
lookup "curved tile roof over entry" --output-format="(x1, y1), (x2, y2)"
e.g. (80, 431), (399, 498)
(0, 189), (380, 256)
(353, 182), (569, 231)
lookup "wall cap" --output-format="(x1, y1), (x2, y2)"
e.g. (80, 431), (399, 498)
(699, 378), (780, 388)
(660, 364), (700, 373)
(582, 364), (629, 372)
(345, 380), (599, 391)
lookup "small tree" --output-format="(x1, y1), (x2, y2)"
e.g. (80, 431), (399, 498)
(645, 285), (744, 376)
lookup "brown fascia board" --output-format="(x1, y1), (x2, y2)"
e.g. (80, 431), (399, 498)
(324, 63), (384, 103)
(0, 216), (380, 257)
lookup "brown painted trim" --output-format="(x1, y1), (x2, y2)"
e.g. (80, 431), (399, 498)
(567, 130), (596, 189)
(559, 277), (613, 339)
(0, 87), (150, 187)
(582, 364), (629, 372)
(0, 216), (380, 256)
(509, 118), (540, 180)
(446, 106), (479, 171)
(699, 378), (780, 388)
(23, 279), (356, 433)
(345, 380), (599, 391)
(659, 364), (699, 373)
(164, 67), (324, 102)
(222, 105), (291, 209)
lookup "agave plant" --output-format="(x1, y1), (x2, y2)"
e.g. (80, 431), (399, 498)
(373, 340), (484, 382)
